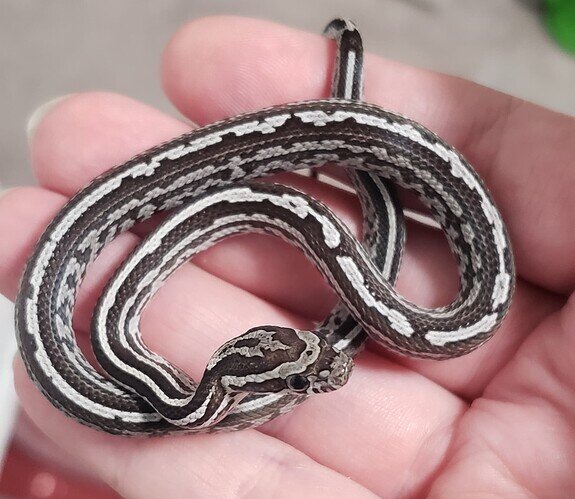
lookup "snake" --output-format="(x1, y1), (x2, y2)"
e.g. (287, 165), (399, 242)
(15, 18), (515, 435)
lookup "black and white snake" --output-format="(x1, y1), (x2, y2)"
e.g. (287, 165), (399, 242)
(15, 19), (515, 435)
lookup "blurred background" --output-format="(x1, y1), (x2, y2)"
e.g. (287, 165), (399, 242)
(0, 0), (574, 497)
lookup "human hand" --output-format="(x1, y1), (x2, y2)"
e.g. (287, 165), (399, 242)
(1, 16), (574, 498)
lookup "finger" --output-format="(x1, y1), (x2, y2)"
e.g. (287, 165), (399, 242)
(261, 350), (466, 497)
(14, 360), (375, 499)
(0, 187), (307, 349)
(0, 187), (141, 330)
(30, 92), (190, 195)
(27, 92), (462, 320)
(18, 85), (556, 394)
(162, 16), (575, 293)
(0, 187), (542, 495)
(28, 93), (355, 321)
(3, 189), (465, 495)
(429, 297), (575, 496)
(387, 279), (562, 400)
(5, 423), (117, 498)
(0, 179), (557, 397)
(13, 413), (102, 483)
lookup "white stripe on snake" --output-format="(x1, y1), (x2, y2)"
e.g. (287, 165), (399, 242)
(15, 18), (514, 435)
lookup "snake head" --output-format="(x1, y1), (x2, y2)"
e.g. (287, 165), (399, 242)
(207, 326), (353, 396)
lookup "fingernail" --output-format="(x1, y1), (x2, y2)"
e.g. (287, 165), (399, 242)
(26, 95), (73, 144)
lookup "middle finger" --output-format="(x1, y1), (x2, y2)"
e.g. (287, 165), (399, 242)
(25, 92), (561, 396)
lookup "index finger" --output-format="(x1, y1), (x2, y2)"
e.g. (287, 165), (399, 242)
(162, 16), (575, 294)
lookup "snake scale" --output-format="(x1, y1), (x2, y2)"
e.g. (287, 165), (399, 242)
(15, 19), (514, 435)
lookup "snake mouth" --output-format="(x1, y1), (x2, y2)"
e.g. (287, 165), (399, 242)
(306, 349), (353, 394)
(323, 351), (353, 392)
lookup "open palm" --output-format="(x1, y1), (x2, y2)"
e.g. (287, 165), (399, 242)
(2, 17), (574, 498)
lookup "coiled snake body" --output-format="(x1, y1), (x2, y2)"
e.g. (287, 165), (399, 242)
(15, 19), (514, 435)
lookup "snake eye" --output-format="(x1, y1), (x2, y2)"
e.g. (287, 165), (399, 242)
(286, 374), (310, 392)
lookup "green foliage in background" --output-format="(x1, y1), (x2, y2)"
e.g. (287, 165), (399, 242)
(545, 0), (575, 55)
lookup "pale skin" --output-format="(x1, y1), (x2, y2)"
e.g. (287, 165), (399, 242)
(1, 16), (575, 498)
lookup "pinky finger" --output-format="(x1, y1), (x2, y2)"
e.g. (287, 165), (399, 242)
(13, 358), (376, 498)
